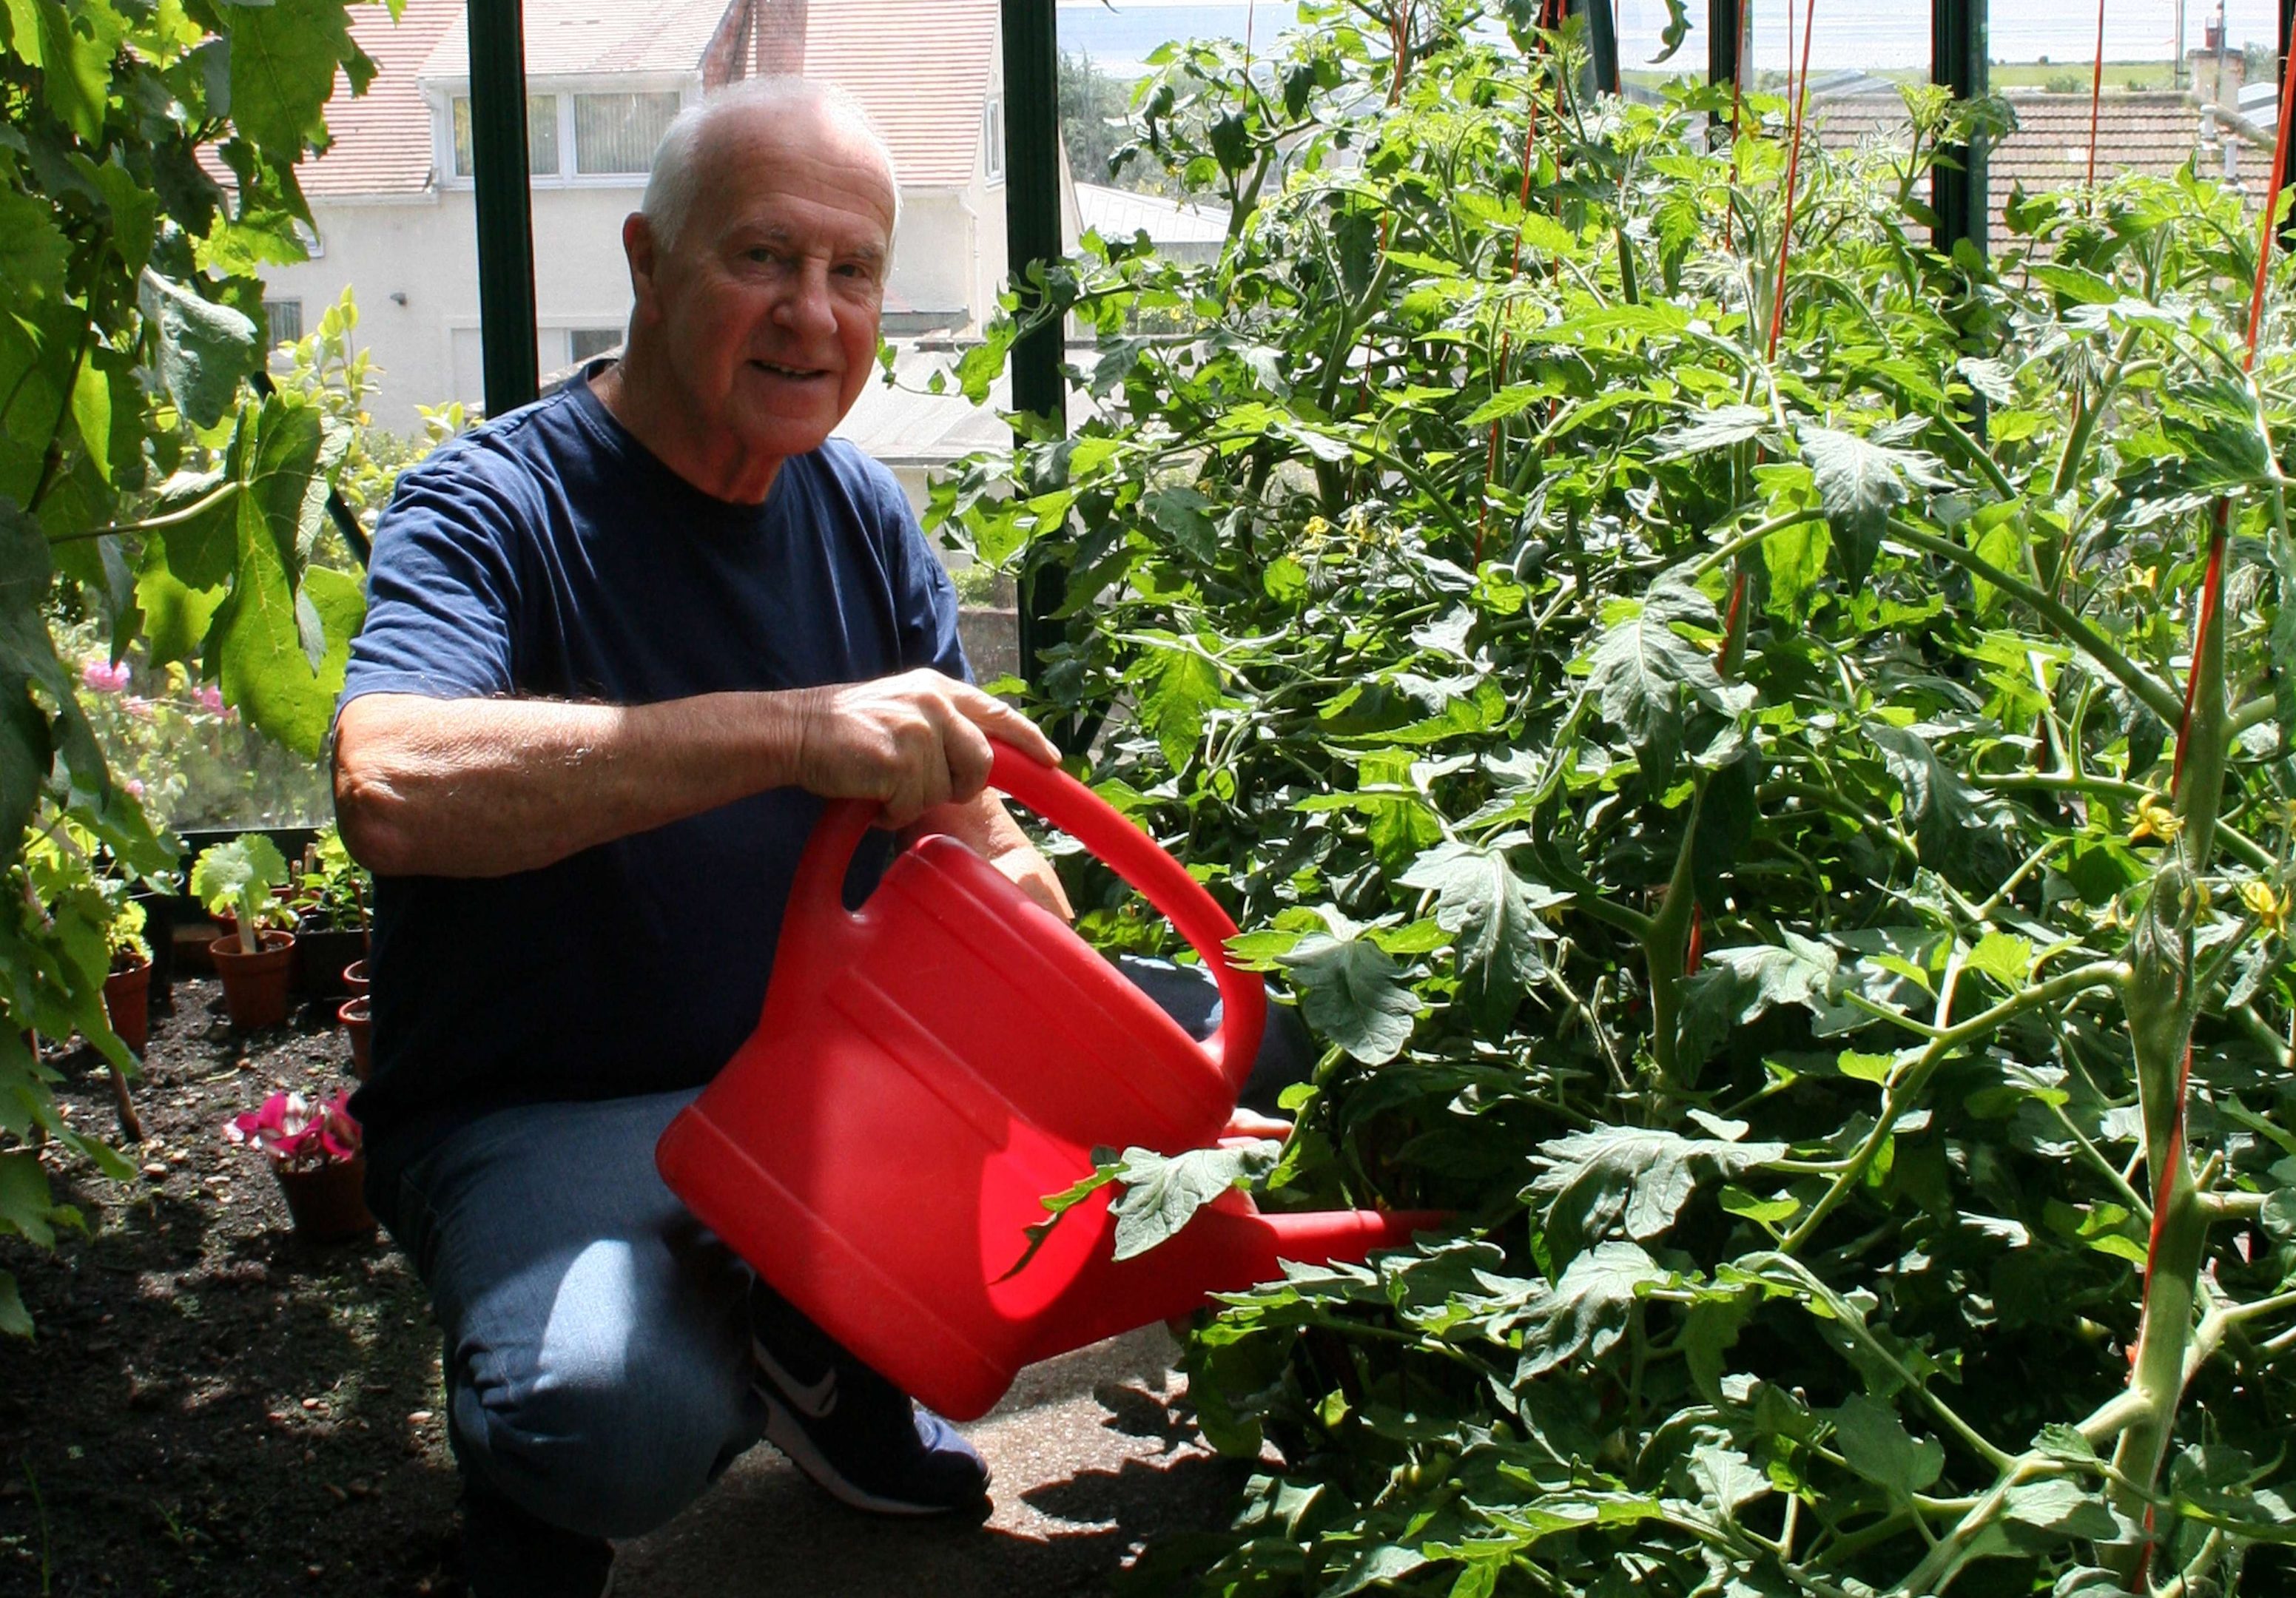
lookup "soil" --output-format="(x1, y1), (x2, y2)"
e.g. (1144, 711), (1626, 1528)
(0, 975), (467, 1598)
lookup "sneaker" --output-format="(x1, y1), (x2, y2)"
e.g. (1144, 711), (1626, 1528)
(748, 1278), (992, 1516)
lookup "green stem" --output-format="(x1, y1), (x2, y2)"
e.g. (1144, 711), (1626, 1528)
(1887, 519), (2184, 727)
(48, 479), (242, 545)
(1643, 784), (1705, 1096)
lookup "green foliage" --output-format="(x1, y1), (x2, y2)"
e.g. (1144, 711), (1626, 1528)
(1, 0), (380, 1330)
(937, 1), (2296, 1591)
(292, 823), (369, 932)
(190, 832), (289, 952)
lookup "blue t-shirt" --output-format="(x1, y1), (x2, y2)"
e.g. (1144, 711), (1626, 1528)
(338, 372), (968, 1162)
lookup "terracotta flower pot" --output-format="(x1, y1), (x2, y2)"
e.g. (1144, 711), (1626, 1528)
(342, 958), (370, 998)
(103, 958), (152, 1054)
(338, 996), (372, 1082)
(274, 1154), (374, 1243)
(210, 931), (297, 1030)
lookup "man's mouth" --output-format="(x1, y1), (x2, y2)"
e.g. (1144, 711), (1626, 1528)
(750, 360), (830, 382)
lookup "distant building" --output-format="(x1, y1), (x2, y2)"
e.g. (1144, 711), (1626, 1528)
(260, 0), (1078, 435)
(1812, 86), (2276, 236)
(1074, 183), (1231, 265)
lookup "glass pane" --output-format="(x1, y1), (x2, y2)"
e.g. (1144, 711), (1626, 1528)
(528, 94), (559, 176)
(574, 92), (681, 175)
(263, 298), (303, 347)
(453, 94), (559, 178)
(1987, 0), (2280, 234)
(569, 327), (622, 363)
(1613, 0), (1708, 96)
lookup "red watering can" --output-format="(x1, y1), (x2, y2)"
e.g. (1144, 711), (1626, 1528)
(656, 741), (1444, 1421)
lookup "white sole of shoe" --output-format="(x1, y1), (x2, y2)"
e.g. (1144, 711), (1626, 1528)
(756, 1391), (988, 1517)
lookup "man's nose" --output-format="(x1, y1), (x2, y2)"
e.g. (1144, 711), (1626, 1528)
(772, 260), (838, 341)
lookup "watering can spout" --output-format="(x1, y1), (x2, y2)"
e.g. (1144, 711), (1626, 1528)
(1019, 1201), (1450, 1366)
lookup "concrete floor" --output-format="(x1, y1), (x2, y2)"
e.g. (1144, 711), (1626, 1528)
(613, 1327), (1250, 1597)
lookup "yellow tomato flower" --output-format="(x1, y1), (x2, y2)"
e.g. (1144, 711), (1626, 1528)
(2130, 794), (2184, 846)
(2241, 879), (2292, 936)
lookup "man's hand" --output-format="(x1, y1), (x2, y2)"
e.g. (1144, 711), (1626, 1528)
(789, 669), (1059, 829)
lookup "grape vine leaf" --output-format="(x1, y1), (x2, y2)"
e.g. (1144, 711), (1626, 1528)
(1526, 1125), (1786, 1262)
(1281, 931), (1418, 1064)
(221, 0), (374, 157)
(138, 271), (260, 429)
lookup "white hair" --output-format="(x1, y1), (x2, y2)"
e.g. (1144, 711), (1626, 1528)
(641, 77), (902, 252)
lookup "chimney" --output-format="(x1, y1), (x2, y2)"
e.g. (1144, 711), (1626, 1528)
(753, 0), (807, 77)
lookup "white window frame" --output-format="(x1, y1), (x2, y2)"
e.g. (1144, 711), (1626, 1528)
(432, 75), (696, 191)
(983, 92), (1006, 186)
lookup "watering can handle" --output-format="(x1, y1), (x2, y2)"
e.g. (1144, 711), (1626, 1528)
(790, 739), (1266, 1093)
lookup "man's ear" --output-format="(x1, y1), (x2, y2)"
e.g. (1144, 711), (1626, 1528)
(623, 212), (660, 324)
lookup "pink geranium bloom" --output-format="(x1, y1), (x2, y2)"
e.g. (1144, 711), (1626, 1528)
(224, 1090), (362, 1172)
(81, 659), (130, 693)
(193, 684), (226, 714)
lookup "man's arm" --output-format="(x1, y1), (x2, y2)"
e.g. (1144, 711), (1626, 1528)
(334, 668), (1058, 877)
(902, 790), (1075, 921)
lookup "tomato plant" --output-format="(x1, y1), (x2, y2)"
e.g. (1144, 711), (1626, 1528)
(937, 4), (2296, 1591)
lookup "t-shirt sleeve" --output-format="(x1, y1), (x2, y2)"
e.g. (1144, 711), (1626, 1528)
(338, 447), (526, 713)
(871, 465), (972, 685)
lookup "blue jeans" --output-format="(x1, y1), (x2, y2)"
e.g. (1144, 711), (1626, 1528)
(379, 956), (1307, 1543)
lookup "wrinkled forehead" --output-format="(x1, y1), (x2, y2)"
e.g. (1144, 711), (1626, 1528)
(684, 101), (897, 252)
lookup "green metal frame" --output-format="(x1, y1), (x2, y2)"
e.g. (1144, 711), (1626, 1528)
(468, 0), (539, 418)
(1931, 0), (1987, 258)
(1708, 0), (1740, 99)
(1000, 0), (1070, 690)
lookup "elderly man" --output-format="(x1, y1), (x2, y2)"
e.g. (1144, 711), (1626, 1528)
(334, 78), (1300, 1598)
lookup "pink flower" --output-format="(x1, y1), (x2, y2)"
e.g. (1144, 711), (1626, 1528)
(124, 695), (154, 718)
(224, 1090), (362, 1171)
(125, 779), (145, 798)
(193, 684), (225, 714)
(81, 659), (130, 693)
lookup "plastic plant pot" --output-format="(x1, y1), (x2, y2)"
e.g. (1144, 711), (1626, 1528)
(210, 931), (297, 1030)
(274, 1155), (374, 1244)
(103, 958), (151, 1055)
(294, 923), (368, 997)
(338, 996), (372, 1082)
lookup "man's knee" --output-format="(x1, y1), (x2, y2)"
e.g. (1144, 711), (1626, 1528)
(450, 1239), (753, 1539)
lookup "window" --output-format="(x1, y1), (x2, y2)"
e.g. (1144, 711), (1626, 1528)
(568, 328), (623, 364)
(983, 92), (1006, 183)
(573, 92), (680, 175)
(263, 298), (303, 348)
(453, 93), (561, 178)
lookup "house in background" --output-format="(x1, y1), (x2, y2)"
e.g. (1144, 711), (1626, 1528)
(260, 0), (1077, 439)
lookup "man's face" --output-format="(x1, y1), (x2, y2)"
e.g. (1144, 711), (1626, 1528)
(630, 105), (894, 464)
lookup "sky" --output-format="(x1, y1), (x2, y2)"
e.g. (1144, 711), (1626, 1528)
(1054, 1), (2289, 76)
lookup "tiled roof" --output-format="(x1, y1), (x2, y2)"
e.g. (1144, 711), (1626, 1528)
(1809, 90), (2270, 235)
(421, 0), (737, 81)
(297, 0), (463, 197)
(796, 0), (997, 187)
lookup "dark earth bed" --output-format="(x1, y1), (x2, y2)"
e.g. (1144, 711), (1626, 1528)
(0, 976), (465, 1597)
